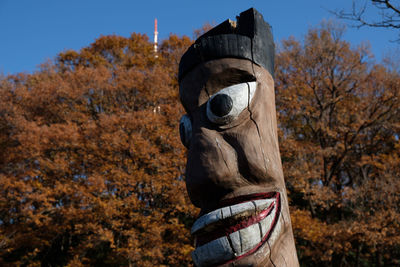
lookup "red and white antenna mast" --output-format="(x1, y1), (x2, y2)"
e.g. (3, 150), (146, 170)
(154, 18), (158, 57)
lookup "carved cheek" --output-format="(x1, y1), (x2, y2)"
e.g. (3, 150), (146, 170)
(223, 124), (273, 185)
(185, 128), (242, 207)
(187, 130), (238, 180)
(241, 136), (271, 182)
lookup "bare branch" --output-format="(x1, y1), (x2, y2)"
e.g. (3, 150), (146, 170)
(332, 0), (400, 41)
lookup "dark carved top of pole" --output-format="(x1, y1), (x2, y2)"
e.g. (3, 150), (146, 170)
(178, 8), (275, 82)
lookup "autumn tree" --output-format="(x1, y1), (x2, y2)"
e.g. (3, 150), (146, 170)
(276, 22), (400, 266)
(0, 33), (195, 266)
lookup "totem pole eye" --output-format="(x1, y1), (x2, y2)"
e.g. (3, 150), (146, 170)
(206, 81), (257, 125)
(209, 94), (233, 117)
(179, 114), (192, 148)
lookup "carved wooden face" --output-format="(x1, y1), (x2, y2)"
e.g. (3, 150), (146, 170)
(179, 58), (298, 266)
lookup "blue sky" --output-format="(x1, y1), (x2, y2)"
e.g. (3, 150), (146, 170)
(0, 0), (398, 75)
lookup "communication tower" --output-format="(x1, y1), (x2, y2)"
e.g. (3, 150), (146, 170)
(154, 18), (158, 57)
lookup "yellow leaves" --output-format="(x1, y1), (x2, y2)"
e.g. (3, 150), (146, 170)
(291, 209), (329, 243)
(98, 228), (115, 248)
(87, 174), (106, 192)
(0, 30), (198, 266)
(277, 22), (400, 265)
(66, 255), (85, 267)
(181, 244), (195, 257)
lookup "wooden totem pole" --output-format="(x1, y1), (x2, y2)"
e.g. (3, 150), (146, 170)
(178, 8), (299, 267)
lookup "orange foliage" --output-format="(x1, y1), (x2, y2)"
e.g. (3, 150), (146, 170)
(0, 33), (195, 266)
(276, 22), (400, 266)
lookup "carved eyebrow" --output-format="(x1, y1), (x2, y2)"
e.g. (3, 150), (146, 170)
(206, 70), (256, 95)
(179, 67), (256, 113)
(224, 74), (256, 86)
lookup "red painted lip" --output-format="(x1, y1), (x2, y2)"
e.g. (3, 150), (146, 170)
(193, 192), (281, 266)
(196, 201), (275, 247)
(218, 191), (278, 208)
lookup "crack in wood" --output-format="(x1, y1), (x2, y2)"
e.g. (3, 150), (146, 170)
(216, 137), (230, 171)
(267, 240), (276, 267)
(246, 82), (269, 175)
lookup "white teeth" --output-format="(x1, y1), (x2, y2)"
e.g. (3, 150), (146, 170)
(229, 231), (242, 255)
(259, 211), (274, 237)
(191, 197), (280, 266)
(191, 210), (222, 235)
(268, 213), (282, 246)
(192, 200), (269, 234)
(252, 199), (274, 211)
(229, 201), (254, 216)
(239, 223), (261, 253)
(192, 236), (234, 267)
(221, 206), (231, 219)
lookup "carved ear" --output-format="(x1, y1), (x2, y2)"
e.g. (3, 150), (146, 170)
(179, 114), (192, 148)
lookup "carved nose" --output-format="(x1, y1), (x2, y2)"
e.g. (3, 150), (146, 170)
(210, 94), (233, 117)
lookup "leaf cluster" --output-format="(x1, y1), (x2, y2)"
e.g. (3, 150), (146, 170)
(276, 22), (400, 266)
(0, 33), (195, 266)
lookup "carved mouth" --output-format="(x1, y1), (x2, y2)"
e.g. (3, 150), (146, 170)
(191, 192), (281, 267)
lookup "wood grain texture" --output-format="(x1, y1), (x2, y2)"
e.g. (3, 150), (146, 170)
(180, 58), (299, 266)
